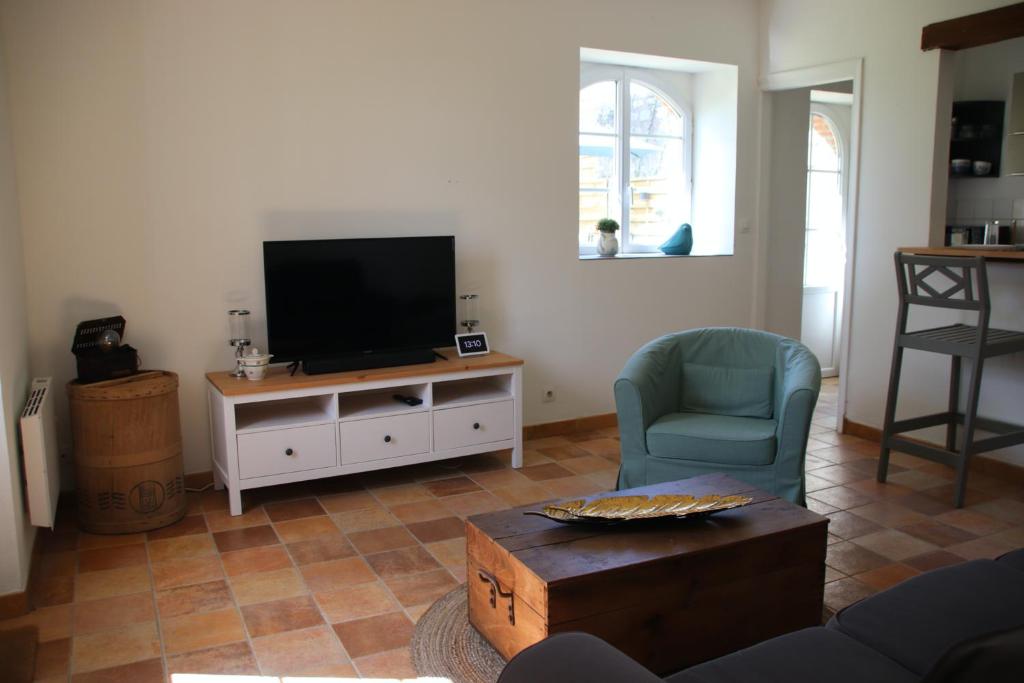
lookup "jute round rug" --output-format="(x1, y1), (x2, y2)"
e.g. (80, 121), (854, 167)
(411, 585), (506, 683)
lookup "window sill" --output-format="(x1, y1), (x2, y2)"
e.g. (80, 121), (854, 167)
(578, 252), (725, 260)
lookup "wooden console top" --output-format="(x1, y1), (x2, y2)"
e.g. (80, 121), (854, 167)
(207, 348), (523, 397)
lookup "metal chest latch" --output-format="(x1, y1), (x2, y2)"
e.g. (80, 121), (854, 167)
(478, 569), (515, 625)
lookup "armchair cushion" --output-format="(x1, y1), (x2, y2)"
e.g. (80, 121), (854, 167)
(647, 413), (777, 466)
(681, 363), (774, 419)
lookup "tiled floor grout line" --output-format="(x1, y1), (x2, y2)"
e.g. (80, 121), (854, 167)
(65, 541), (81, 683)
(352, 476), (488, 674)
(272, 509), (357, 674)
(209, 507), (267, 678)
(143, 535), (170, 683)
(359, 481), (464, 627)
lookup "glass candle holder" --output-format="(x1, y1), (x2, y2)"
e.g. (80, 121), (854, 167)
(228, 309), (251, 344)
(460, 294), (480, 333)
(228, 310), (251, 377)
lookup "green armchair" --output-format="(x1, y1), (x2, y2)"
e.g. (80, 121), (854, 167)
(614, 328), (821, 504)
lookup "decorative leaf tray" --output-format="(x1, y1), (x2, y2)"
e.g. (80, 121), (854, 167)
(527, 493), (753, 524)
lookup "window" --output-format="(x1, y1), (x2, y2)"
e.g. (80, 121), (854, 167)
(579, 67), (691, 255)
(804, 113), (844, 289)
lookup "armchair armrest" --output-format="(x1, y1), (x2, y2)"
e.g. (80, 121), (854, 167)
(498, 632), (663, 683)
(774, 339), (822, 468)
(614, 336), (682, 457)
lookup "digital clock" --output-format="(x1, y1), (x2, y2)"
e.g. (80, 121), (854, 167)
(455, 332), (490, 357)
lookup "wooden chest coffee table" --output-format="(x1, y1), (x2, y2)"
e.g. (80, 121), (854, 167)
(467, 473), (828, 675)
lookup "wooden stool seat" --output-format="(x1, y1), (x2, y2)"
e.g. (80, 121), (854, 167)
(900, 323), (1024, 357)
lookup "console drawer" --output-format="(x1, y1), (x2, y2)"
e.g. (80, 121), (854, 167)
(237, 423), (337, 479)
(433, 400), (514, 451)
(340, 412), (430, 464)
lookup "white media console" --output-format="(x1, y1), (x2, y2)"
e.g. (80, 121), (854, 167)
(206, 351), (523, 515)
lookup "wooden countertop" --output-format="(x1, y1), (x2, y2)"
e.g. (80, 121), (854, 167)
(207, 348), (523, 397)
(898, 246), (1024, 261)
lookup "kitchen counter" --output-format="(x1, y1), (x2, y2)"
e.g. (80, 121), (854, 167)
(898, 246), (1024, 261)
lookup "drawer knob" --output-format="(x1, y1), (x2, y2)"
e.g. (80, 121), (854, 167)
(473, 422), (481, 430)
(285, 448), (294, 456)
(384, 435), (392, 443)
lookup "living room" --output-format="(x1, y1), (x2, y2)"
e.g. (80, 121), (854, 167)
(0, 0), (1022, 681)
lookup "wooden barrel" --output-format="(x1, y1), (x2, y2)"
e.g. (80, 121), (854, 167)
(68, 371), (187, 533)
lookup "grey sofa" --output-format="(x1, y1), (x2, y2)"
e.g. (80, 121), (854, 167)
(497, 549), (1024, 683)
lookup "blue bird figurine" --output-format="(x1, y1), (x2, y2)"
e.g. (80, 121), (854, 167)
(660, 223), (693, 255)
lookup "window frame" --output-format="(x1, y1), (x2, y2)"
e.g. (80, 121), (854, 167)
(579, 64), (693, 256)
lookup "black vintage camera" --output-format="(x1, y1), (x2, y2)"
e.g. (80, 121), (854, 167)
(71, 316), (140, 384)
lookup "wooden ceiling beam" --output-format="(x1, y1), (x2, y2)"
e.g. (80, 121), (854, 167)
(922, 2), (1024, 51)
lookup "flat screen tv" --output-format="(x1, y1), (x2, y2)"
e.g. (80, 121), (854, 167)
(263, 236), (455, 373)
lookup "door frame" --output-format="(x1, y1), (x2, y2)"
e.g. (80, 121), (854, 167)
(757, 58), (863, 433)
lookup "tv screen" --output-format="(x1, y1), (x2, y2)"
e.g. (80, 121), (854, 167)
(263, 237), (456, 363)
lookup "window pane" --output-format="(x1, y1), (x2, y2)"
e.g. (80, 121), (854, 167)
(804, 229), (844, 288)
(808, 114), (840, 171)
(580, 133), (618, 246)
(628, 136), (686, 246)
(580, 81), (616, 134)
(630, 83), (682, 137)
(580, 134), (616, 187)
(806, 170), (842, 232)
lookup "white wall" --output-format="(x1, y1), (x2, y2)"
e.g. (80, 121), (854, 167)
(761, 0), (1024, 465)
(763, 88), (810, 339)
(1, 0), (764, 475)
(692, 67), (740, 256)
(0, 30), (34, 594)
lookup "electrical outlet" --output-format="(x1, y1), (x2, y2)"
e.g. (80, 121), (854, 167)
(542, 387), (556, 403)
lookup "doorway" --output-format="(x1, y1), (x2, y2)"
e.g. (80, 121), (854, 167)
(759, 60), (862, 432)
(801, 93), (851, 378)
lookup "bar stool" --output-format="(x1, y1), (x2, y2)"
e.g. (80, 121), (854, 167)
(878, 253), (1024, 508)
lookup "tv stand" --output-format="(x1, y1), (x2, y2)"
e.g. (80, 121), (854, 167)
(206, 349), (523, 515)
(302, 348), (435, 374)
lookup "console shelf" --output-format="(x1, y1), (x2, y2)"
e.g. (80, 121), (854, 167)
(434, 376), (512, 408)
(235, 395), (335, 434)
(207, 349), (524, 515)
(337, 384), (430, 422)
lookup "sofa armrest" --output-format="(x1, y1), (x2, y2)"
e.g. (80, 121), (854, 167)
(498, 632), (663, 683)
(614, 337), (682, 457)
(774, 339), (821, 468)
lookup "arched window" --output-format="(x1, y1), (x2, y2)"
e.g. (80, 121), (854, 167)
(804, 112), (844, 288)
(579, 69), (691, 254)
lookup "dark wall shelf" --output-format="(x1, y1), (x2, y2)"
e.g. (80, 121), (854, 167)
(950, 100), (1004, 177)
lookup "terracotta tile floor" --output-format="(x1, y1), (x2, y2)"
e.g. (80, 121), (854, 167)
(5, 378), (1024, 681)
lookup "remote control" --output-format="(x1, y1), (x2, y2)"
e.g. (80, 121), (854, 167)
(393, 394), (423, 406)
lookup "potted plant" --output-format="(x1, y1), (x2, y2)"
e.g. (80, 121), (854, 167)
(596, 218), (620, 256)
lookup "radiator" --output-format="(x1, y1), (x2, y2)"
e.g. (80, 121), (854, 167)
(20, 377), (60, 528)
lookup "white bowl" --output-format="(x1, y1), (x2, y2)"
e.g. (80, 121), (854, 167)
(973, 160), (992, 176)
(243, 364), (269, 381)
(951, 159), (971, 174)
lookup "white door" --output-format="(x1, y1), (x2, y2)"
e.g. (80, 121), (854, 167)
(800, 105), (848, 377)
